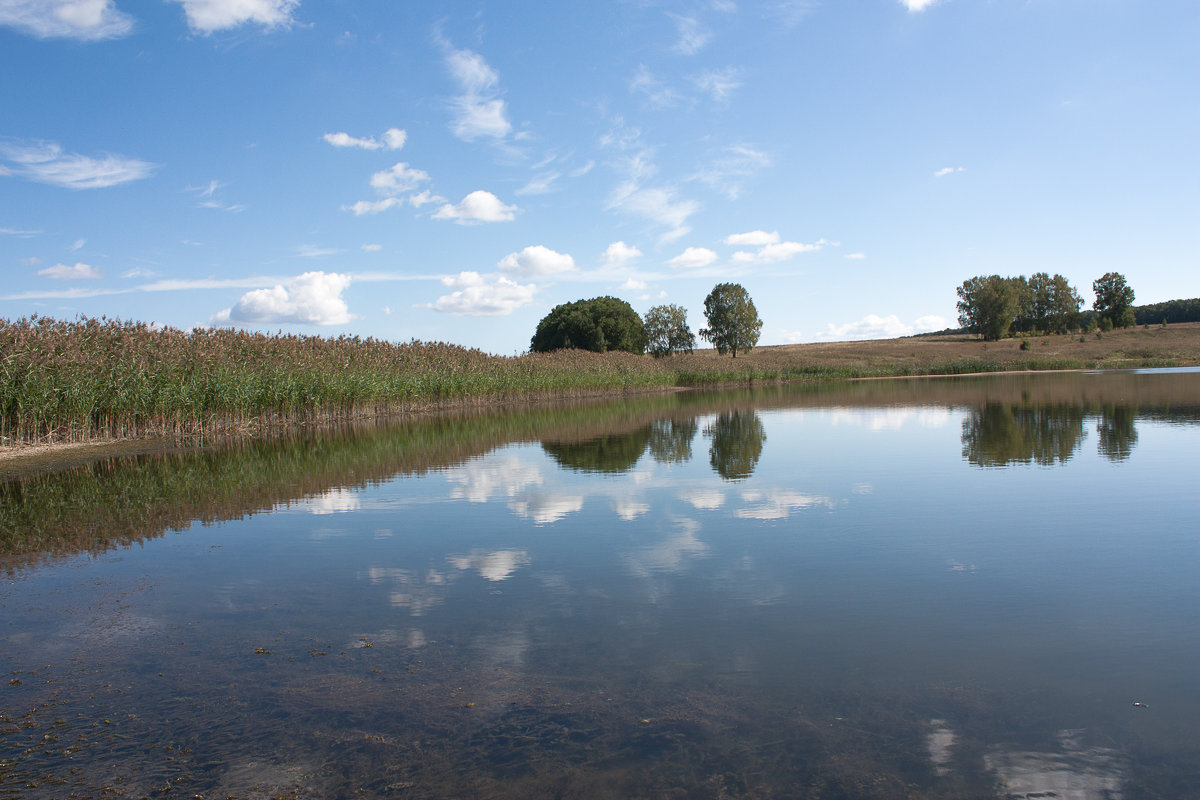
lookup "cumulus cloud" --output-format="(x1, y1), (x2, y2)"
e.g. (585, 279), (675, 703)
(737, 490), (834, 520)
(342, 198), (401, 216)
(428, 271), (537, 316)
(0, 0), (134, 40)
(433, 190), (518, 224)
(323, 128), (407, 151)
(1, 140), (156, 190)
(934, 166), (965, 177)
(168, 0), (297, 33)
(669, 246), (719, 269)
(900, 0), (942, 11)
(498, 245), (576, 278)
(815, 313), (948, 342)
(38, 262), (103, 280)
(725, 230), (780, 247)
(601, 241), (643, 267)
(369, 162), (431, 195)
(732, 239), (826, 264)
(445, 47), (512, 141)
(214, 271), (353, 326)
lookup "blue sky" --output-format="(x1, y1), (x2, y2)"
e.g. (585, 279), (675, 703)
(2, 0), (1196, 355)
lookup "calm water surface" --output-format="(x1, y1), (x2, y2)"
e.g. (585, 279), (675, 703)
(2, 370), (1198, 799)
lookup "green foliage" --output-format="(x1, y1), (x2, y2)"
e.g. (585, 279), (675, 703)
(1093, 272), (1136, 328)
(1134, 297), (1200, 325)
(530, 296), (647, 354)
(644, 304), (696, 357)
(956, 275), (1021, 340)
(699, 283), (763, 358)
(705, 410), (766, 480)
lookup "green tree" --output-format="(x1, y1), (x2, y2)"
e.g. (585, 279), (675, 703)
(1093, 272), (1135, 328)
(956, 275), (1020, 340)
(542, 428), (652, 474)
(699, 283), (762, 357)
(530, 296), (647, 354)
(644, 304), (696, 357)
(1016, 273), (1084, 334)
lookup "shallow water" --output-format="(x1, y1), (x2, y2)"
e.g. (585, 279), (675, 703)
(2, 370), (1198, 798)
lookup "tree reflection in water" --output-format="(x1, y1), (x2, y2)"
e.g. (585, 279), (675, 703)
(962, 401), (1140, 466)
(705, 410), (767, 481)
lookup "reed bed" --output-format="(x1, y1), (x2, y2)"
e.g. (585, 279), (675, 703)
(4, 315), (1200, 446)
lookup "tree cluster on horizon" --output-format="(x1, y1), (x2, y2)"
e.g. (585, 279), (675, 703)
(956, 272), (1135, 341)
(530, 283), (762, 358)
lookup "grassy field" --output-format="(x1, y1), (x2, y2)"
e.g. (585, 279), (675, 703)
(2, 315), (1199, 448)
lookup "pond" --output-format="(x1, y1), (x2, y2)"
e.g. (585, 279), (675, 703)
(2, 369), (1198, 799)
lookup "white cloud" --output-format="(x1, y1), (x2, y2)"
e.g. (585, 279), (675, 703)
(732, 238), (827, 264)
(737, 490), (834, 520)
(433, 190), (518, 224)
(216, 271), (353, 326)
(679, 489), (725, 510)
(448, 550), (531, 582)
(630, 65), (682, 108)
(934, 166), (965, 177)
(607, 182), (698, 241)
(498, 245), (576, 278)
(844, 252), (867, 260)
(361, 243), (382, 252)
(620, 278), (647, 291)
(342, 198), (401, 216)
(323, 128), (407, 151)
(445, 47), (512, 141)
(669, 246), (719, 269)
(725, 230), (780, 247)
(516, 172), (560, 196)
(69, 238), (86, 251)
(693, 68), (742, 103)
(1, 140), (156, 189)
(429, 271), (537, 316)
(670, 13), (710, 54)
(369, 162), (430, 195)
(900, 0), (942, 11)
(297, 244), (338, 258)
(601, 241), (643, 267)
(0, 0), (134, 40)
(168, 0), (297, 33)
(509, 491), (585, 525)
(815, 313), (948, 342)
(38, 262), (103, 280)
(691, 144), (770, 199)
(0, 228), (42, 238)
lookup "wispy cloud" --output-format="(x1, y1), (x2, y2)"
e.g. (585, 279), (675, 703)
(934, 166), (966, 177)
(515, 172), (560, 196)
(844, 252), (867, 260)
(732, 239), (827, 264)
(0, 227), (42, 238)
(369, 162), (431, 195)
(630, 65), (682, 108)
(428, 271), (537, 316)
(433, 190), (519, 224)
(167, 0), (298, 34)
(0, 0), (135, 41)
(323, 128), (406, 151)
(1, 140), (156, 190)
(296, 244), (339, 259)
(213, 271), (354, 327)
(670, 13), (710, 55)
(188, 179), (244, 211)
(444, 46), (512, 141)
(692, 68), (742, 103)
(607, 181), (699, 242)
(38, 262), (103, 280)
(725, 230), (779, 247)
(690, 144), (770, 199)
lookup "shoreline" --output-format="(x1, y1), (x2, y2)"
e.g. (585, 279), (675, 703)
(6, 363), (1196, 476)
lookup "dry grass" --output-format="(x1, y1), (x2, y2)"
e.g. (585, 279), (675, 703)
(3, 315), (1198, 448)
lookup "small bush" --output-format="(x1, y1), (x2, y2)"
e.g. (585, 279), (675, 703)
(1020, 340), (1031, 351)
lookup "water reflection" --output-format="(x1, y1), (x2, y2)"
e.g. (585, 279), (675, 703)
(705, 410), (767, 481)
(961, 400), (1146, 466)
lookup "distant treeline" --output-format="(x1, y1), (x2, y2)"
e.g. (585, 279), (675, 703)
(1132, 298), (1200, 325)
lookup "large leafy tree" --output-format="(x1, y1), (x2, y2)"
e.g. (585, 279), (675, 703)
(1013, 272), (1084, 334)
(530, 296), (647, 354)
(643, 303), (696, 357)
(699, 283), (762, 357)
(956, 275), (1021, 340)
(1093, 272), (1136, 328)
